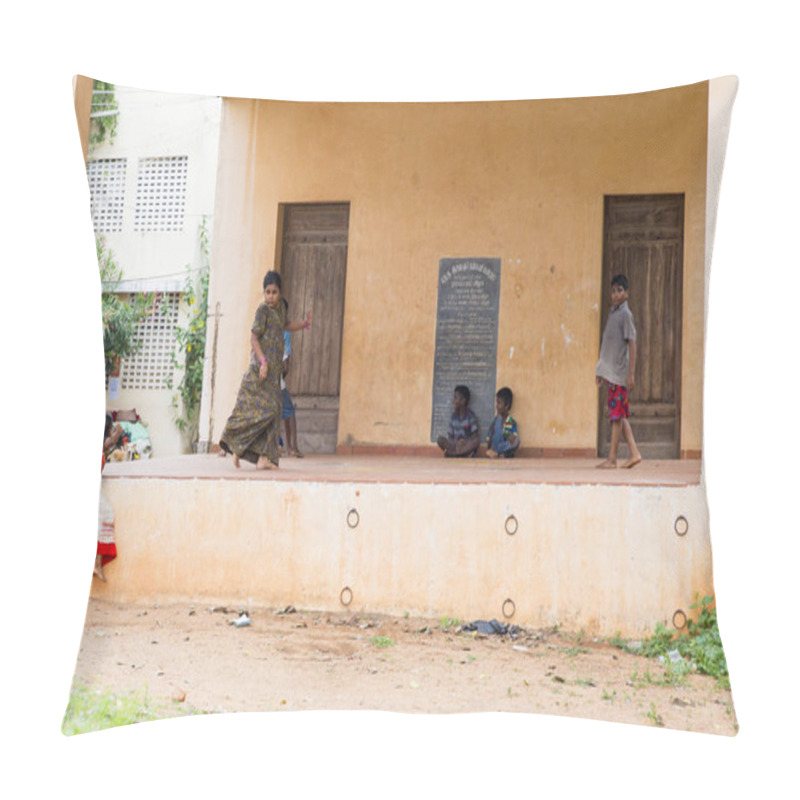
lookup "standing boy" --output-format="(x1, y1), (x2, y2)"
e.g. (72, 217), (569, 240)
(486, 386), (520, 458)
(595, 274), (642, 469)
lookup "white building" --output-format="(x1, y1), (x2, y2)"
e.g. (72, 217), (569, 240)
(86, 83), (222, 455)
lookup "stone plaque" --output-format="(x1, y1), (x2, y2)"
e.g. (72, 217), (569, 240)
(431, 258), (501, 443)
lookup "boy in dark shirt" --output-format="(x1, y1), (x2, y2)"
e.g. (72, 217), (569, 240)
(437, 385), (480, 457)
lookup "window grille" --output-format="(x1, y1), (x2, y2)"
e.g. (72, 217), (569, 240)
(87, 158), (127, 232)
(119, 292), (180, 390)
(134, 156), (188, 232)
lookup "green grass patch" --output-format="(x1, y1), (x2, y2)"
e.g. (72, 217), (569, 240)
(369, 636), (395, 648)
(610, 595), (730, 686)
(62, 682), (200, 735)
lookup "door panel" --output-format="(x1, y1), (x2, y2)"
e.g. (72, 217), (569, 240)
(280, 203), (349, 453)
(599, 195), (684, 459)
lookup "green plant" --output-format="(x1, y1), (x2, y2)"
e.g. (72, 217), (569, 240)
(646, 702), (664, 727)
(369, 636), (395, 648)
(98, 237), (157, 378)
(89, 80), (119, 149)
(611, 595), (729, 685)
(682, 595), (729, 683)
(167, 219), (211, 445)
(62, 682), (199, 735)
(439, 616), (462, 632)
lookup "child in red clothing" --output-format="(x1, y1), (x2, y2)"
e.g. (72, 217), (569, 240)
(595, 274), (642, 469)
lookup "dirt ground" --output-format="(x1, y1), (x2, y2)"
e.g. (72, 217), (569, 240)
(70, 598), (737, 736)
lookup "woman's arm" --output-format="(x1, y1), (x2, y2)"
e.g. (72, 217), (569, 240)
(252, 331), (268, 380)
(286, 309), (313, 332)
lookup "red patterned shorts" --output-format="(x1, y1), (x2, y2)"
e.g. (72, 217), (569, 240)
(606, 382), (630, 421)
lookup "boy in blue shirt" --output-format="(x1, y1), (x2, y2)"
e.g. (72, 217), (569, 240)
(437, 385), (480, 457)
(486, 386), (520, 458)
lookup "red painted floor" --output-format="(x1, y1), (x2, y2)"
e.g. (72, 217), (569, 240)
(102, 453), (702, 487)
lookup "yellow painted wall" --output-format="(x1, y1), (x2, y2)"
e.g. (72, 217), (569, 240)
(72, 75), (93, 164)
(207, 82), (708, 454)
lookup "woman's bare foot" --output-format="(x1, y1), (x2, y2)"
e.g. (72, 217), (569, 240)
(288, 449), (304, 458)
(93, 556), (106, 582)
(232, 453), (240, 469)
(596, 459), (617, 469)
(486, 449), (498, 459)
(622, 455), (642, 469)
(256, 456), (278, 470)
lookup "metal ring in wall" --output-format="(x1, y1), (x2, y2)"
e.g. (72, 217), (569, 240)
(347, 509), (360, 529)
(672, 609), (687, 630)
(340, 586), (353, 606)
(502, 598), (516, 619)
(674, 515), (689, 536)
(505, 515), (518, 535)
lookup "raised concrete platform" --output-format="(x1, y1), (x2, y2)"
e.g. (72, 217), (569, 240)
(96, 455), (711, 637)
(103, 453), (701, 486)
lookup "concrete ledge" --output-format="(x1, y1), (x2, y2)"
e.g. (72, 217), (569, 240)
(95, 456), (711, 637)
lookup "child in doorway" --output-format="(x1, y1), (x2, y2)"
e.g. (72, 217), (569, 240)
(281, 298), (303, 457)
(485, 386), (520, 458)
(437, 385), (480, 457)
(595, 273), (643, 469)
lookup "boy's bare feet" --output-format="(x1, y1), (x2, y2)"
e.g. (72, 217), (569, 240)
(232, 453), (240, 469)
(486, 449), (498, 459)
(622, 455), (642, 469)
(256, 456), (278, 470)
(289, 449), (304, 458)
(596, 459), (617, 469)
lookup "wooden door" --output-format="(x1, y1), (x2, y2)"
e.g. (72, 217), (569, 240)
(598, 195), (684, 459)
(279, 203), (349, 453)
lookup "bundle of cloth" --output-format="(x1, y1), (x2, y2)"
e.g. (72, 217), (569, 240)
(105, 409), (152, 461)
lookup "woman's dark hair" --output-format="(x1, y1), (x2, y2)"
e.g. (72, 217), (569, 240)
(263, 270), (282, 291)
(496, 387), (513, 409)
(104, 414), (113, 438)
(454, 385), (470, 404)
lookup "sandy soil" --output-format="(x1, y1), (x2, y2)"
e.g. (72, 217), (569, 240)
(70, 598), (737, 736)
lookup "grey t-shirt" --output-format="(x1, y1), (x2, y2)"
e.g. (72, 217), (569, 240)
(595, 301), (636, 386)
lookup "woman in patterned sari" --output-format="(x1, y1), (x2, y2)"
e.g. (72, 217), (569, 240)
(219, 271), (312, 470)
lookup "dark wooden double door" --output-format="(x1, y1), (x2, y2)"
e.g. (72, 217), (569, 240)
(279, 203), (349, 453)
(598, 194), (685, 460)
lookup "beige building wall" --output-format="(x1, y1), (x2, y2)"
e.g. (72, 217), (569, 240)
(204, 82), (708, 455)
(79, 83), (222, 456)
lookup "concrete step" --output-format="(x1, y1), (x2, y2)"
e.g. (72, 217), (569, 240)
(290, 395), (339, 453)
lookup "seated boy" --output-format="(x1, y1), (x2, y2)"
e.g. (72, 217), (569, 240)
(437, 384), (480, 457)
(485, 386), (520, 458)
